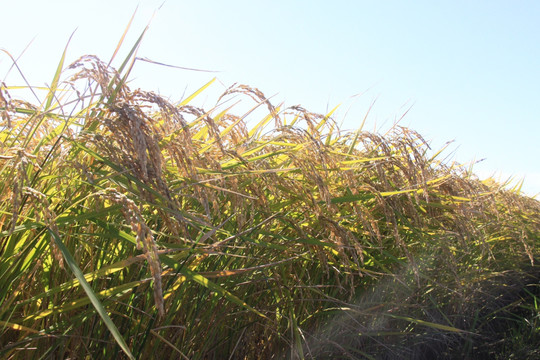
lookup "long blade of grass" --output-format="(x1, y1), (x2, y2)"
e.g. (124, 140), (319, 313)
(385, 314), (467, 333)
(315, 104), (340, 132)
(50, 230), (135, 360)
(104, 26), (148, 108)
(161, 255), (267, 319)
(44, 30), (75, 111)
(347, 98), (376, 155)
(108, 5), (138, 66)
(178, 77), (216, 107)
(248, 106), (281, 139)
(18, 253), (148, 306)
(23, 279), (145, 323)
(0, 320), (43, 334)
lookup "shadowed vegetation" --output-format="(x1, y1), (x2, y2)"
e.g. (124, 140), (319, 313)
(1, 31), (539, 360)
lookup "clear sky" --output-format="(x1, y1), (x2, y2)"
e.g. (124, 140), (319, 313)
(2, 0), (539, 196)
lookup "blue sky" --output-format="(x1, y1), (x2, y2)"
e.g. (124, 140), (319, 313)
(2, 0), (539, 196)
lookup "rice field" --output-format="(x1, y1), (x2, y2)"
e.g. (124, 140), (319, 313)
(1, 28), (539, 359)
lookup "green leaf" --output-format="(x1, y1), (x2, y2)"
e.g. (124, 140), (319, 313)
(50, 230), (135, 360)
(178, 77), (216, 107)
(161, 255), (267, 319)
(44, 31), (75, 111)
(330, 192), (375, 204)
(386, 314), (466, 333)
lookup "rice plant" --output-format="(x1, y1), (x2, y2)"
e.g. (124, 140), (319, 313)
(1, 27), (538, 360)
